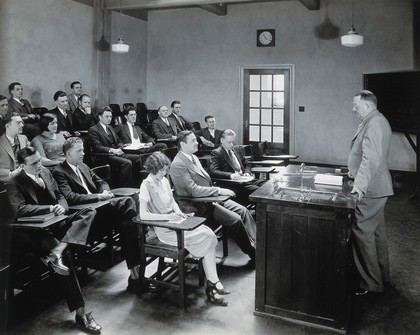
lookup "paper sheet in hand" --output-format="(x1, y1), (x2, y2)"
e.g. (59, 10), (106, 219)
(124, 143), (144, 150)
(314, 174), (343, 186)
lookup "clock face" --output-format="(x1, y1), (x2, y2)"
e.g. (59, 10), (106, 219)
(257, 29), (275, 47)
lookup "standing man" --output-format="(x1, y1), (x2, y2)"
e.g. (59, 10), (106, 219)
(116, 106), (167, 153)
(50, 91), (72, 136)
(88, 106), (142, 187)
(152, 105), (178, 145)
(0, 112), (30, 183)
(72, 94), (96, 132)
(348, 90), (393, 296)
(67, 81), (83, 113)
(170, 131), (256, 265)
(169, 100), (192, 131)
(195, 115), (222, 150)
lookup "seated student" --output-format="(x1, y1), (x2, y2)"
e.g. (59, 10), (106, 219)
(52, 137), (157, 294)
(31, 113), (66, 168)
(88, 106), (142, 187)
(8, 82), (40, 140)
(139, 152), (229, 306)
(195, 115), (222, 151)
(72, 94), (96, 132)
(209, 129), (265, 204)
(0, 95), (9, 135)
(151, 105), (178, 146)
(6, 146), (101, 334)
(0, 112), (30, 183)
(116, 106), (167, 153)
(49, 91), (72, 137)
(168, 100), (192, 131)
(170, 131), (256, 266)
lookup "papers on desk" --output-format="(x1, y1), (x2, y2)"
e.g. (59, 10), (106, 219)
(17, 212), (55, 223)
(237, 175), (255, 182)
(314, 174), (343, 186)
(124, 143), (145, 150)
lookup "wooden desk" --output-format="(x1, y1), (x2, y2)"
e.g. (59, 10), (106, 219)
(248, 159), (284, 166)
(8, 214), (68, 230)
(251, 167), (275, 180)
(249, 164), (356, 334)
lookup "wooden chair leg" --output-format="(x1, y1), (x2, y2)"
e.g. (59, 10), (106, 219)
(178, 251), (185, 309)
(198, 260), (205, 287)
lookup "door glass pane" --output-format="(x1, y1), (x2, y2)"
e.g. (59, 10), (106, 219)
(261, 92), (272, 108)
(250, 75), (260, 90)
(273, 92), (284, 108)
(261, 109), (272, 125)
(273, 109), (284, 125)
(261, 126), (271, 142)
(273, 75), (284, 91)
(250, 92), (260, 107)
(249, 125), (260, 141)
(261, 75), (272, 91)
(273, 126), (284, 143)
(249, 109), (260, 124)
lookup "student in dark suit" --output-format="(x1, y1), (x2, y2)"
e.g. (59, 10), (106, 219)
(151, 105), (178, 145)
(195, 115), (222, 150)
(72, 94), (96, 132)
(52, 137), (156, 294)
(0, 95), (9, 135)
(170, 131), (256, 265)
(67, 81), (83, 113)
(348, 90), (394, 296)
(88, 106), (142, 187)
(116, 106), (167, 153)
(0, 112), (30, 183)
(49, 91), (72, 136)
(209, 129), (265, 204)
(7, 146), (101, 333)
(168, 100), (192, 131)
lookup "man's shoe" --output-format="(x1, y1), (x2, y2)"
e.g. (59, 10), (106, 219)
(127, 276), (138, 293)
(75, 312), (102, 334)
(354, 288), (369, 296)
(145, 282), (160, 293)
(41, 253), (70, 276)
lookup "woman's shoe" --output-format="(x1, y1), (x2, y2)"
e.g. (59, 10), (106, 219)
(205, 287), (228, 307)
(207, 280), (230, 295)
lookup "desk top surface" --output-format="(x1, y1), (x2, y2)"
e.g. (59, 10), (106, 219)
(8, 214), (68, 229)
(133, 215), (205, 230)
(249, 164), (357, 210)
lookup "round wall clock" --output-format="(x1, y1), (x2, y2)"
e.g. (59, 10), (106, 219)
(257, 29), (275, 47)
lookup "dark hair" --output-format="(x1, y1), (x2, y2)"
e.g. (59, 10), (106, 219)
(3, 111), (21, 124)
(0, 95), (7, 101)
(143, 152), (171, 175)
(17, 146), (37, 164)
(53, 91), (67, 101)
(204, 115), (214, 122)
(220, 129), (235, 139)
(171, 101), (181, 108)
(97, 106), (113, 117)
(176, 130), (194, 150)
(78, 94), (90, 104)
(70, 81), (81, 89)
(8, 82), (21, 94)
(123, 105), (137, 116)
(62, 137), (83, 155)
(355, 90), (377, 106)
(39, 113), (58, 132)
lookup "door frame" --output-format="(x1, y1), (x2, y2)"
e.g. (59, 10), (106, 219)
(239, 64), (296, 154)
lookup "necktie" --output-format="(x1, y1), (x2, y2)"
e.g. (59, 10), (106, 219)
(76, 167), (92, 194)
(229, 150), (242, 173)
(131, 124), (139, 140)
(12, 137), (20, 157)
(191, 155), (197, 166)
(35, 175), (46, 189)
(63, 110), (67, 118)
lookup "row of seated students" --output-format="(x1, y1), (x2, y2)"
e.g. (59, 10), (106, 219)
(1, 127), (262, 333)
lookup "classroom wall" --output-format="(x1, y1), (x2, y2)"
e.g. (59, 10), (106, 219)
(146, 0), (415, 171)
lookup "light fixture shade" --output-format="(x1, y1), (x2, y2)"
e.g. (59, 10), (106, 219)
(112, 37), (129, 53)
(341, 26), (364, 47)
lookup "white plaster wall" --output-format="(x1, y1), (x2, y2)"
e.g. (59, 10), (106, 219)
(146, 0), (415, 171)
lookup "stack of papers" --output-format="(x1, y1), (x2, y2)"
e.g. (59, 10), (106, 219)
(314, 174), (343, 186)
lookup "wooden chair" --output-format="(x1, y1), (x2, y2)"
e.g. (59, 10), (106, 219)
(191, 121), (201, 131)
(133, 216), (206, 309)
(251, 141), (299, 165)
(91, 164), (112, 188)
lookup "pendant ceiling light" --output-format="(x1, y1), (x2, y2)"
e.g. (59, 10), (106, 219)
(112, 0), (129, 54)
(341, 0), (364, 47)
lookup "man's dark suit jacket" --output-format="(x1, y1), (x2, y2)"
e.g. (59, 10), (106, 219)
(72, 107), (96, 131)
(53, 161), (109, 205)
(116, 123), (155, 145)
(88, 123), (123, 153)
(169, 113), (192, 131)
(152, 117), (178, 139)
(209, 146), (251, 179)
(8, 98), (33, 117)
(195, 127), (222, 150)
(7, 167), (68, 218)
(50, 107), (73, 132)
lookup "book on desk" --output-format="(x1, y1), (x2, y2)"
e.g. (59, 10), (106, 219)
(17, 212), (56, 223)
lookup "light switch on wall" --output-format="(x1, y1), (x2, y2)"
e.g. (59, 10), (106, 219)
(299, 106), (305, 112)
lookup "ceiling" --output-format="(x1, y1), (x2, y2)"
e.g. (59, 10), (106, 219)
(72, 0), (320, 21)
